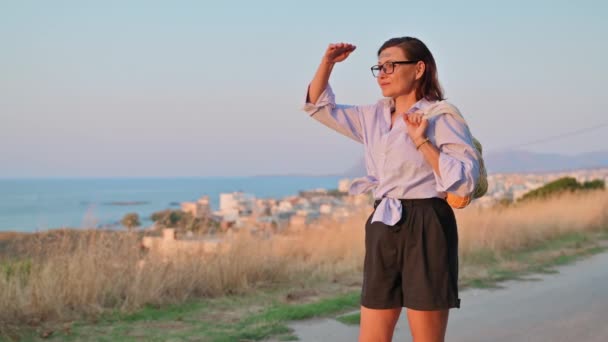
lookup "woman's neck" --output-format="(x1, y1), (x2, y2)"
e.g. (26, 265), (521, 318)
(393, 93), (420, 114)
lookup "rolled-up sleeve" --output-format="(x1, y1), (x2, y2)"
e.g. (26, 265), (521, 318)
(431, 114), (480, 197)
(302, 84), (364, 143)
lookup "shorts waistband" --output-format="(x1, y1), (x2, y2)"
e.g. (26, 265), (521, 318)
(373, 197), (445, 209)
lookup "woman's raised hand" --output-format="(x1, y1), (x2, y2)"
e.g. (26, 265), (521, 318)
(323, 43), (356, 64)
(307, 42), (356, 104)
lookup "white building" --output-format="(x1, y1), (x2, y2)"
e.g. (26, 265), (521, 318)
(277, 200), (294, 212)
(320, 203), (333, 215)
(219, 192), (255, 217)
(180, 195), (211, 218)
(338, 178), (352, 193)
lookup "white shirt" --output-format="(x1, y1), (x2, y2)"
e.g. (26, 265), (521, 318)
(302, 84), (480, 225)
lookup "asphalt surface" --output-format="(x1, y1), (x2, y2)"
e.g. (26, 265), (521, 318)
(289, 248), (608, 341)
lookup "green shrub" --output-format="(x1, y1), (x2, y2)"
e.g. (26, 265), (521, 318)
(2, 259), (32, 282)
(520, 177), (605, 202)
(121, 212), (141, 229)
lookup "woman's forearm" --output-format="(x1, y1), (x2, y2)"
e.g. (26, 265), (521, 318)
(307, 59), (335, 104)
(415, 137), (441, 177)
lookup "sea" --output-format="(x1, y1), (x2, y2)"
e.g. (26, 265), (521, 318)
(0, 176), (344, 232)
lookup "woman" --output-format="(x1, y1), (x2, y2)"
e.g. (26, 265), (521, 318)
(302, 37), (480, 342)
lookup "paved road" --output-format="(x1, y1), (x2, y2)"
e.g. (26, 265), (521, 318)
(289, 249), (608, 341)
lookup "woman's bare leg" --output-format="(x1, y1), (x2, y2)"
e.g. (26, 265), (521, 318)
(359, 306), (402, 342)
(406, 308), (449, 342)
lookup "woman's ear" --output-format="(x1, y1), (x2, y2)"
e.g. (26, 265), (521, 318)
(415, 61), (426, 80)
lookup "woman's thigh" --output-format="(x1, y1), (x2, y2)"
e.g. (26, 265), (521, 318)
(406, 308), (449, 342)
(359, 306), (402, 342)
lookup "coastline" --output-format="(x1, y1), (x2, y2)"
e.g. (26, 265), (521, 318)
(0, 176), (345, 232)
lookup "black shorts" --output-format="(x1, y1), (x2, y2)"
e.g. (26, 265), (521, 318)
(361, 197), (461, 311)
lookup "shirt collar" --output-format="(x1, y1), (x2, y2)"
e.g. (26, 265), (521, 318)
(380, 97), (436, 114)
(407, 97), (434, 113)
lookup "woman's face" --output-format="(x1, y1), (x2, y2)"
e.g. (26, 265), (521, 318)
(376, 46), (423, 99)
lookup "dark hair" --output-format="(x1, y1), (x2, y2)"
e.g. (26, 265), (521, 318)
(377, 37), (445, 101)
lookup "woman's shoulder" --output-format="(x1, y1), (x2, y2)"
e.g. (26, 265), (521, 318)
(351, 98), (388, 117)
(423, 99), (465, 123)
(364, 97), (394, 115)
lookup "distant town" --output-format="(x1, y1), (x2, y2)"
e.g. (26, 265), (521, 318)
(480, 167), (608, 206)
(174, 167), (608, 234)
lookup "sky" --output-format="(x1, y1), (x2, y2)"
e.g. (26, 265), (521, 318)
(1, 0), (606, 178)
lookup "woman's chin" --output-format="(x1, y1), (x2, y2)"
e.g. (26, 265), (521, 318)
(381, 89), (393, 98)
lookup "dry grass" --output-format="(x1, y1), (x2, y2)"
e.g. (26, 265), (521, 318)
(457, 189), (608, 256)
(0, 190), (607, 332)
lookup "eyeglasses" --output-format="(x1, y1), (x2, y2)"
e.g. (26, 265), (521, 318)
(370, 61), (419, 77)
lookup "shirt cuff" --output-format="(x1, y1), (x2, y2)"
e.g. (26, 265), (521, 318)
(434, 153), (475, 197)
(302, 84), (335, 116)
